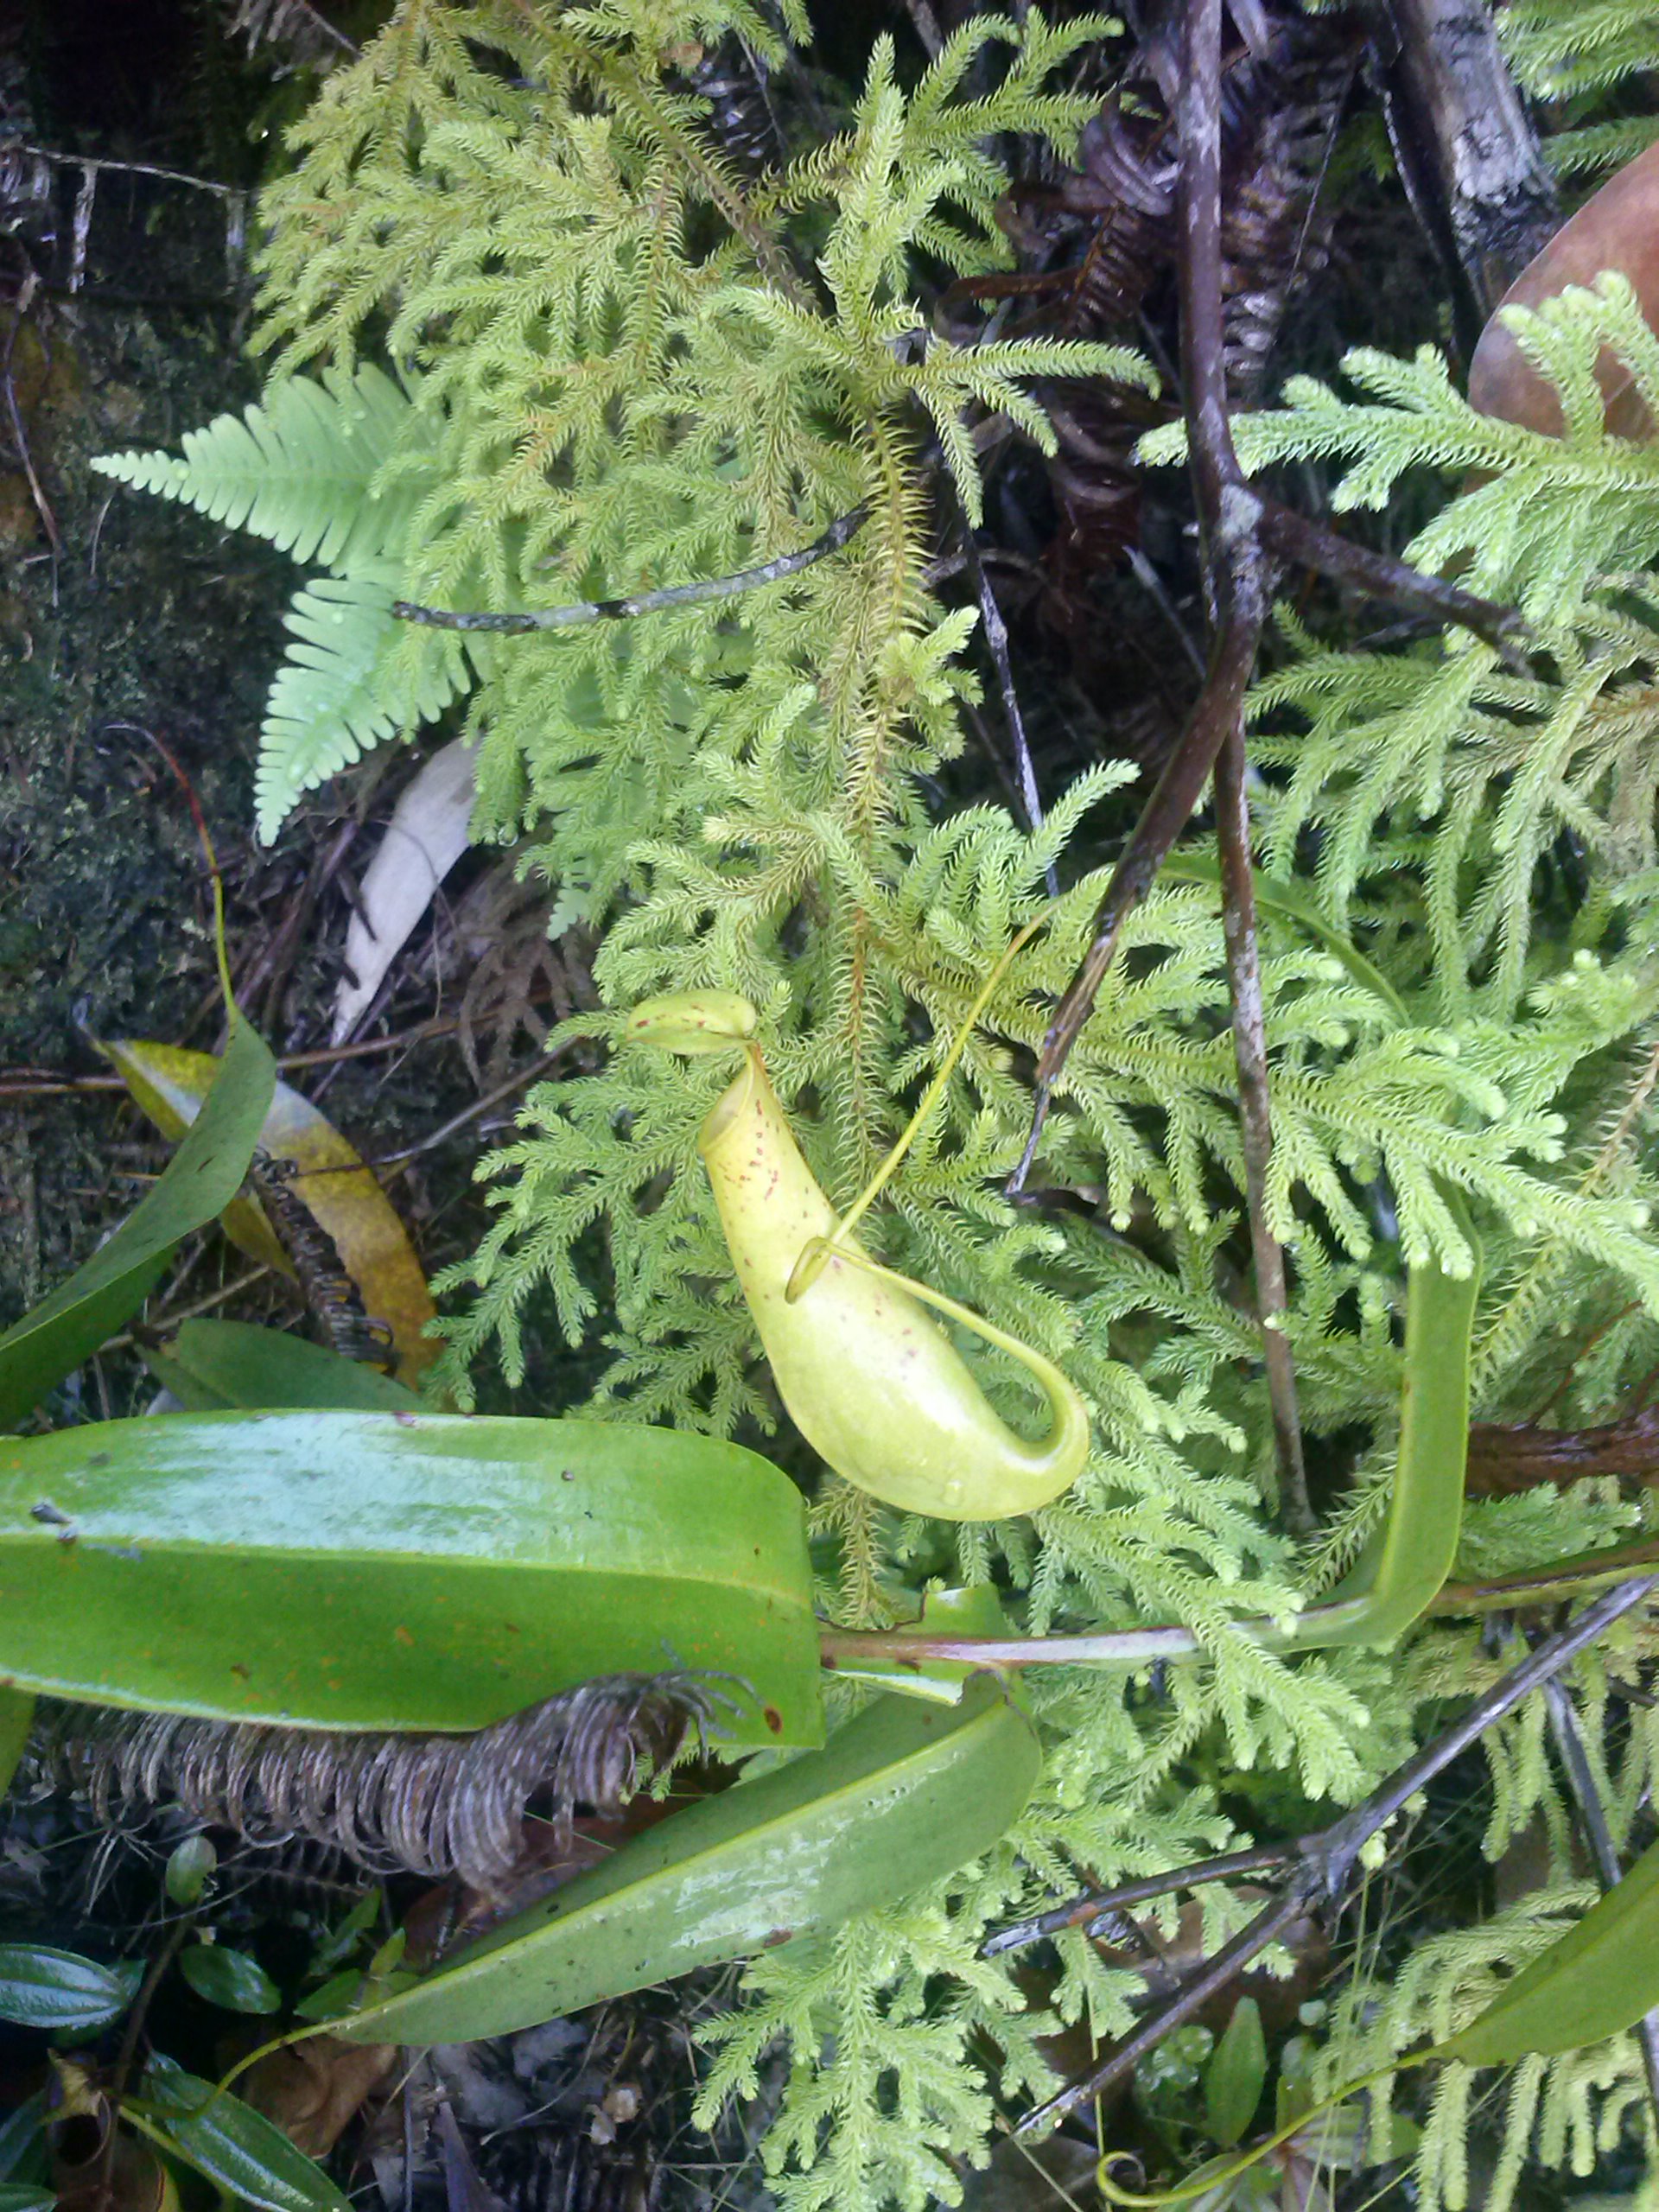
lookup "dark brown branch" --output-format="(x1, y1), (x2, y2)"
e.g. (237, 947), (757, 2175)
(1011, 0), (1268, 1190)
(1376, 0), (1558, 349)
(984, 1842), (1294, 1959)
(1016, 1575), (1659, 2133)
(1258, 499), (1527, 663)
(1465, 1407), (1659, 1497)
(948, 493), (1057, 896)
(393, 507), (868, 632)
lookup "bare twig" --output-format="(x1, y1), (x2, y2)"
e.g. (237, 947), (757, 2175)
(984, 1842), (1294, 1958)
(1012, 0), (1268, 1189)
(370, 1046), (572, 1172)
(2, 298), (60, 569)
(393, 507), (868, 632)
(1542, 1676), (1659, 2132)
(1014, 1575), (1659, 2133)
(0, 996), (565, 1099)
(97, 1910), (197, 2212)
(1258, 499), (1526, 663)
(105, 1268), (274, 1353)
(1376, 0), (1557, 345)
(950, 498), (1057, 893)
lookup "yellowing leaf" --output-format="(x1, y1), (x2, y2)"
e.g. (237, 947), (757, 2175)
(98, 1039), (438, 1388)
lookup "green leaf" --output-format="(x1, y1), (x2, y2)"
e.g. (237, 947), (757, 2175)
(255, 571), (471, 842)
(306, 1890), (378, 1980)
(0, 2190), (53, 2212)
(0, 2094), (46, 2182)
(103, 1044), (442, 1389)
(180, 1944), (283, 2016)
(0, 1690), (33, 1802)
(164, 1834), (217, 1907)
(91, 365), (429, 575)
(0, 1945), (142, 2032)
(140, 2057), (347, 2212)
(0, 1410), (822, 1745)
(1445, 1834), (1659, 2063)
(332, 1676), (1040, 2047)
(0, 1019), (276, 1431)
(142, 1319), (422, 1413)
(1205, 1998), (1268, 2148)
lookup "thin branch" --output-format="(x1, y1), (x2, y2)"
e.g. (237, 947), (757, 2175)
(0, 996), (565, 1098)
(1258, 499), (1527, 664)
(1014, 1576), (1659, 2133)
(1020, 1889), (1312, 2134)
(947, 495), (1055, 892)
(984, 1843), (1294, 1958)
(1216, 721), (1309, 1532)
(16, 144), (242, 198)
(1011, 0), (1267, 1189)
(369, 1046), (571, 1171)
(1542, 1676), (1659, 2133)
(393, 506), (868, 632)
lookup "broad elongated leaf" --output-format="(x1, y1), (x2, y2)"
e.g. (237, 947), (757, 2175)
(141, 1320), (421, 1413)
(140, 2058), (346, 2212)
(100, 1040), (438, 1387)
(0, 2190), (52, 2212)
(181, 1944), (282, 2016)
(0, 2095), (44, 2183)
(1445, 1834), (1659, 2063)
(0, 1020), (275, 1430)
(333, 1676), (1039, 2047)
(0, 1411), (821, 1745)
(0, 1945), (142, 2032)
(1205, 1998), (1267, 2148)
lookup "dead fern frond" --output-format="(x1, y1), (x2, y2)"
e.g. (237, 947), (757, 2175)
(22, 1673), (726, 1892)
(224, 0), (356, 66)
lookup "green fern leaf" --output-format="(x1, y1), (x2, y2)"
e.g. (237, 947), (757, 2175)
(255, 572), (471, 841)
(91, 365), (434, 575)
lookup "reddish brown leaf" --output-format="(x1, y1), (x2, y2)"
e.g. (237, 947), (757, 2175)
(1470, 139), (1659, 436)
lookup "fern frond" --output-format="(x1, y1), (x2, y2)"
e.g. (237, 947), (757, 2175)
(255, 572), (472, 839)
(92, 365), (429, 574)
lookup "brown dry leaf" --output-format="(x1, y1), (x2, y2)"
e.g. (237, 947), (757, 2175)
(240, 2037), (397, 2161)
(97, 1039), (440, 1387)
(332, 739), (477, 1045)
(1469, 138), (1659, 436)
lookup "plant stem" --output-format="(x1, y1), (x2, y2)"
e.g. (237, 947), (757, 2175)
(1257, 499), (1525, 662)
(394, 508), (868, 632)
(1012, 0), (1267, 1188)
(1014, 1576), (1659, 2133)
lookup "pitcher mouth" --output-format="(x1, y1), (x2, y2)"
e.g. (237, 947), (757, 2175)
(697, 1050), (760, 1160)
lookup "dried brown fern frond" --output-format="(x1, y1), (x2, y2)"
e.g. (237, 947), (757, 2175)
(246, 1150), (393, 1365)
(225, 0), (356, 67)
(22, 1673), (728, 1893)
(953, 1), (1360, 589)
